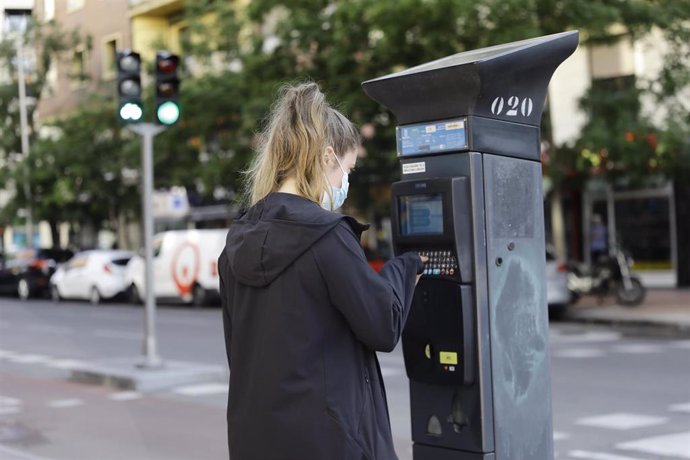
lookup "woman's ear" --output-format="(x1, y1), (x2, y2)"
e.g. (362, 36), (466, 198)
(323, 146), (335, 167)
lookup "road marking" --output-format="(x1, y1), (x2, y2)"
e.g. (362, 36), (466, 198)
(616, 431), (690, 459)
(173, 383), (227, 396)
(0, 444), (57, 460)
(0, 396), (21, 406)
(669, 340), (690, 349)
(0, 350), (18, 359)
(107, 391), (142, 401)
(669, 402), (690, 414)
(48, 399), (84, 409)
(611, 344), (664, 354)
(26, 325), (72, 334)
(92, 329), (140, 341)
(550, 330), (621, 344)
(0, 406), (22, 415)
(554, 432), (570, 440)
(553, 348), (605, 359)
(567, 450), (645, 460)
(45, 359), (88, 370)
(6, 354), (51, 364)
(576, 413), (668, 430)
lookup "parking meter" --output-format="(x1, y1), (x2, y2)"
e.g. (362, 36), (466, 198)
(362, 31), (579, 460)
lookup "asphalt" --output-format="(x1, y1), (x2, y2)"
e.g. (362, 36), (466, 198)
(563, 288), (690, 338)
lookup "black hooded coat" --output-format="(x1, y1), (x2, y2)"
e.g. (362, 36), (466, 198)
(219, 192), (423, 460)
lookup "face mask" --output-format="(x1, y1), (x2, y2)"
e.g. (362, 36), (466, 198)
(321, 154), (349, 211)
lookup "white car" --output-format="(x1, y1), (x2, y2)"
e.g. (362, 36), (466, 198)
(125, 229), (227, 307)
(546, 248), (572, 316)
(50, 250), (135, 304)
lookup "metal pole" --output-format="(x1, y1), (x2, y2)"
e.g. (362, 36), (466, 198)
(129, 123), (165, 368)
(16, 36), (34, 249)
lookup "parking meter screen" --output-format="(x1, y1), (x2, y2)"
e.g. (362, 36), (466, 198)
(399, 194), (444, 236)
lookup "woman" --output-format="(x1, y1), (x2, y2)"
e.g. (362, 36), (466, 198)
(219, 82), (425, 460)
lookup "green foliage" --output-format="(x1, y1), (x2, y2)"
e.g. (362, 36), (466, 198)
(0, 96), (140, 229)
(3, 0), (689, 233)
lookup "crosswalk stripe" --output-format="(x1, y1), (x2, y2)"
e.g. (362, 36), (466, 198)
(616, 431), (690, 459)
(107, 392), (142, 401)
(45, 359), (88, 370)
(6, 354), (51, 364)
(173, 383), (227, 396)
(611, 344), (664, 354)
(48, 399), (84, 409)
(576, 413), (668, 430)
(550, 331), (621, 344)
(0, 396), (21, 406)
(669, 402), (690, 414)
(553, 348), (605, 359)
(0, 407), (21, 415)
(568, 450), (645, 460)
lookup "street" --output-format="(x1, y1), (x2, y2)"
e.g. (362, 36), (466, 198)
(0, 298), (689, 460)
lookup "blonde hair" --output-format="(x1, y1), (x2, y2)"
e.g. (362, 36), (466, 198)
(245, 82), (360, 206)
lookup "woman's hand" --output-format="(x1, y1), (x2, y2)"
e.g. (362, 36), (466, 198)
(415, 255), (429, 285)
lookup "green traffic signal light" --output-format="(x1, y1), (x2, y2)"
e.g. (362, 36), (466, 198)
(116, 50), (142, 124)
(157, 101), (180, 125)
(120, 102), (143, 122)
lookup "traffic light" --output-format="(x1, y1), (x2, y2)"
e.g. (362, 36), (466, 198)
(155, 51), (180, 125)
(116, 50), (143, 123)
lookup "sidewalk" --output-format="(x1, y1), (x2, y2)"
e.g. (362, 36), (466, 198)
(563, 288), (690, 337)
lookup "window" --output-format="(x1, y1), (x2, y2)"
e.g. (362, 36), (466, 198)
(589, 75), (639, 119)
(43, 0), (55, 21)
(590, 36), (635, 79)
(71, 47), (88, 85)
(102, 37), (119, 80)
(3, 9), (31, 35)
(45, 60), (58, 94)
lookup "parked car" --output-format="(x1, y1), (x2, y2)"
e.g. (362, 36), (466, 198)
(50, 250), (135, 304)
(546, 247), (572, 317)
(125, 229), (227, 307)
(0, 248), (74, 300)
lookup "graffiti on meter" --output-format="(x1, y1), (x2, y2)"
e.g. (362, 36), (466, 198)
(490, 96), (534, 118)
(171, 241), (201, 296)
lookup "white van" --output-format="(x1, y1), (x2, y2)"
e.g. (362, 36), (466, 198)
(125, 229), (227, 306)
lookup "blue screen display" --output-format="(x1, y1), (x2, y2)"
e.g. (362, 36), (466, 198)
(396, 118), (468, 157)
(399, 194), (444, 236)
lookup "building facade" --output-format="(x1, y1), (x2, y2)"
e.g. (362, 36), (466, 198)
(547, 28), (689, 287)
(33, 0), (132, 120)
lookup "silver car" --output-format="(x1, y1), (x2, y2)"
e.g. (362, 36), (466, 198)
(546, 248), (571, 314)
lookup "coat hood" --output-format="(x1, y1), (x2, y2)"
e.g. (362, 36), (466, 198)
(225, 192), (367, 287)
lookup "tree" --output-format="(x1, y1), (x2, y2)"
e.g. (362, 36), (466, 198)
(0, 19), (87, 244)
(178, 0), (689, 215)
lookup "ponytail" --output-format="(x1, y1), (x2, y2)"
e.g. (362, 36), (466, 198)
(244, 82), (360, 206)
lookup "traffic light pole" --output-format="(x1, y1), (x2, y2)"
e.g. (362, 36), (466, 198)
(16, 36), (33, 249)
(128, 123), (166, 369)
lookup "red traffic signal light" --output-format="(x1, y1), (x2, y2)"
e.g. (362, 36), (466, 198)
(155, 51), (180, 125)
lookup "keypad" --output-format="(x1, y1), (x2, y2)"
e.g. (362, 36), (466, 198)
(418, 250), (459, 277)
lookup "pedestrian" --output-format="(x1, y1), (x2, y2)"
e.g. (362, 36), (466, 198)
(218, 82), (426, 460)
(590, 213), (608, 263)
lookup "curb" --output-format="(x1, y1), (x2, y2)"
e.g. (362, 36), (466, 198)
(67, 357), (227, 391)
(560, 315), (690, 339)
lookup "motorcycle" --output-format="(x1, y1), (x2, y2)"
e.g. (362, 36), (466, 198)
(568, 246), (646, 307)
